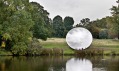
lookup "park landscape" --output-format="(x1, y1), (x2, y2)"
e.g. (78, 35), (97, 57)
(0, 0), (118, 56)
(0, 0), (119, 71)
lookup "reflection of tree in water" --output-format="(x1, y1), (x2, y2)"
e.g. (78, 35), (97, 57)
(91, 56), (107, 71)
(0, 56), (71, 71)
(48, 56), (67, 71)
(1, 56), (119, 71)
(30, 56), (67, 71)
(91, 56), (119, 71)
(0, 56), (12, 71)
(106, 56), (119, 71)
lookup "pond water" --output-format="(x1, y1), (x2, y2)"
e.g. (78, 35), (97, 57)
(0, 56), (119, 71)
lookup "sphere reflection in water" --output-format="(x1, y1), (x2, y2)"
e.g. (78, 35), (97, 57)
(66, 58), (92, 71)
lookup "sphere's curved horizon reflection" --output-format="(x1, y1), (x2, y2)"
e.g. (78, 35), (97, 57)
(66, 58), (92, 71)
(66, 27), (93, 50)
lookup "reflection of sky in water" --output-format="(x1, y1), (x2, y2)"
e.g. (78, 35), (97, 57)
(93, 68), (106, 71)
(66, 58), (92, 71)
(66, 27), (93, 50)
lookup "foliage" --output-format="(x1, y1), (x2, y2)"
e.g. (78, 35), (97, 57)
(80, 17), (108, 39)
(27, 38), (42, 55)
(106, 16), (118, 38)
(109, 2), (119, 39)
(32, 22), (48, 40)
(2, 33), (11, 40)
(88, 26), (100, 38)
(64, 16), (74, 37)
(110, 6), (119, 16)
(11, 42), (28, 55)
(0, 0), (53, 54)
(8, 10), (34, 53)
(93, 18), (107, 28)
(99, 29), (108, 39)
(76, 18), (90, 27)
(52, 15), (65, 37)
(80, 18), (90, 26)
(0, 0), (34, 54)
(30, 2), (52, 40)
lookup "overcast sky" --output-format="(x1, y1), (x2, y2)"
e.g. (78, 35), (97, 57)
(30, 0), (117, 24)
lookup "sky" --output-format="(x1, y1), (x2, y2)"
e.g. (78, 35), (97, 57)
(29, 0), (117, 25)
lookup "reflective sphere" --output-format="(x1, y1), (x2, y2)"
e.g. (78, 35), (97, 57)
(66, 27), (93, 50)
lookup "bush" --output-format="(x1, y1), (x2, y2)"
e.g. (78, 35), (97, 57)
(27, 38), (42, 55)
(11, 42), (27, 55)
(40, 48), (53, 55)
(40, 48), (64, 55)
(53, 48), (63, 55)
(99, 29), (108, 39)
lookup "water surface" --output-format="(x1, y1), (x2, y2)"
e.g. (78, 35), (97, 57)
(0, 56), (119, 71)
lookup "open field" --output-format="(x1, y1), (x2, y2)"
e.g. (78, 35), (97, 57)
(39, 38), (119, 55)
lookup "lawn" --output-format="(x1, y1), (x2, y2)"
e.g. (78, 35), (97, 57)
(39, 38), (119, 55)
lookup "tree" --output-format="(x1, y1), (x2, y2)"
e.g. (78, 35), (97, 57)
(64, 16), (74, 36)
(83, 18), (108, 39)
(109, 0), (119, 39)
(87, 24), (100, 39)
(0, 0), (34, 55)
(77, 18), (90, 27)
(52, 15), (64, 37)
(30, 2), (52, 40)
(99, 29), (108, 39)
(106, 16), (118, 38)
(8, 10), (34, 55)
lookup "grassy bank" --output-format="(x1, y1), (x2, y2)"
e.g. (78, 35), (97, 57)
(39, 38), (73, 55)
(40, 38), (119, 55)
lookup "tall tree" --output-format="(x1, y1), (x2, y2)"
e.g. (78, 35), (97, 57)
(109, 0), (119, 39)
(52, 15), (64, 37)
(0, 0), (34, 55)
(30, 2), (52, 40)
(64, 16), (74, 36)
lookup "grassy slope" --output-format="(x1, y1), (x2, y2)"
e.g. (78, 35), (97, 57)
(91, 39), (119, 54)
(39, 38), (119, 55)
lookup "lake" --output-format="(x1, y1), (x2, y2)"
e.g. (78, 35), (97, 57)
(0, 56), (119, 71)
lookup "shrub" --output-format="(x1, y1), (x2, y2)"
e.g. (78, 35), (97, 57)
(53, 48), (63, 55)
(40, 48), (53, 55)
(11, 42), (27, 55)
(99, 29), (108, 39)
(27, 38), (42, 55)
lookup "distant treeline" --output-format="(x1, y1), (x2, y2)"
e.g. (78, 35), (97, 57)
(51, 1), (119, 39)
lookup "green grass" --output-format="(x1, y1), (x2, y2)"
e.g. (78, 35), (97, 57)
(92, 39), (119, 47)
(39, 38), (119, 55)
(39, 38), (74, 54)
(91, 39), (119, 55)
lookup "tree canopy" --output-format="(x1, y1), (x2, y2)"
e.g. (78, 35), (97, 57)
(52, 15), (64, 37)
(0, 0), (52, 55)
